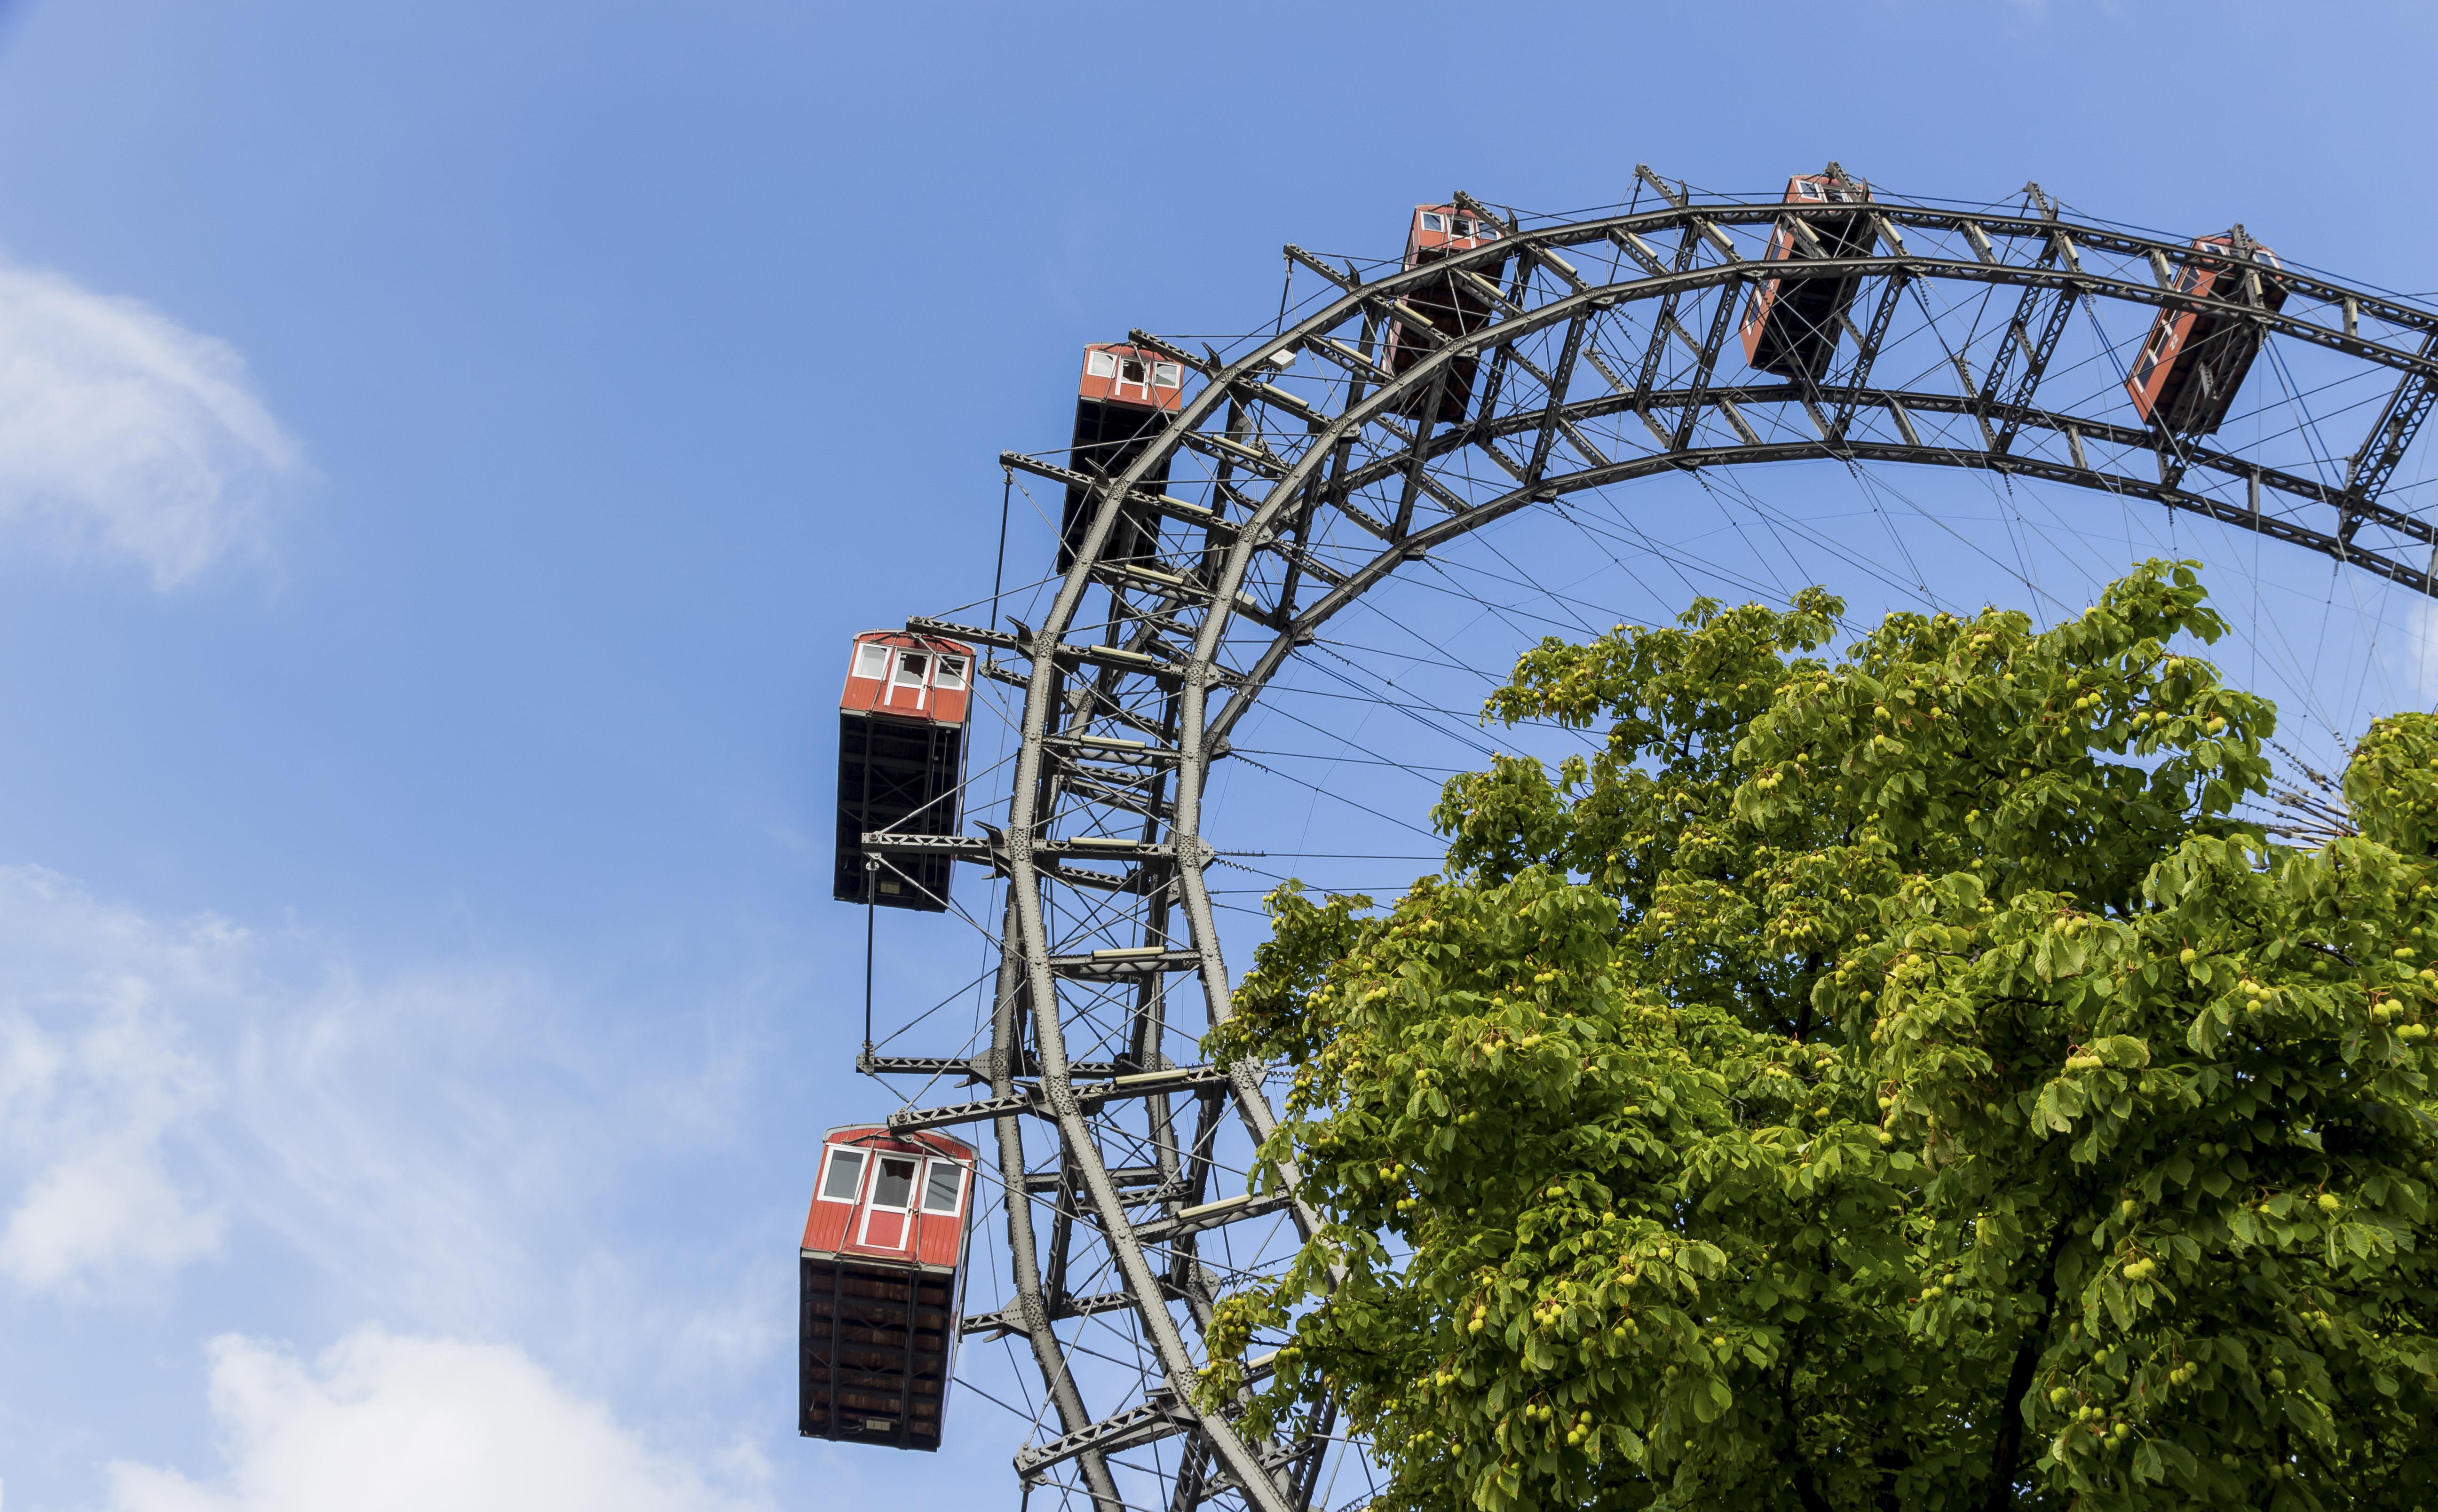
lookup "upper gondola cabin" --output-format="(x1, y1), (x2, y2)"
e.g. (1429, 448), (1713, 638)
(1061, 343), (1186, 573)
(799, 1125), (978, 1452)
(1384, 205), (1510, 426)
(2124, 231), (2288, 436)
(1741, 173), (1876, 381)
(834, 632), (972, 911)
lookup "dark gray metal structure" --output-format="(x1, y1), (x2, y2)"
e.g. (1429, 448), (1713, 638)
(853, 168), (2438, 1512)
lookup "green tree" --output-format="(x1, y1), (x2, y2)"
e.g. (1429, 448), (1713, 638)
(1203, 562), (2438, 1511)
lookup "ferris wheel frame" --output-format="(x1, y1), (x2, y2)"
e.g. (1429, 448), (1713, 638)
(853, 166), (2438, 1512)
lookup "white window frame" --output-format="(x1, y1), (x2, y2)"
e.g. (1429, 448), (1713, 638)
(919, 1157), (967, 1217)
(1420, 212), (1444, 233)
(857, 1154), (922, 1245)
(853, 642), (890, 680)
(1152, 362), (1182, 388)
(817, 1147), (868, 1204)
(893, 651), (930, 687)
(1087, 349), (1118, 378)
(932, 655), (967, 689)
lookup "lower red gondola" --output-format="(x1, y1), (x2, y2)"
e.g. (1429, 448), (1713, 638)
(799, 1126), (977, 1451)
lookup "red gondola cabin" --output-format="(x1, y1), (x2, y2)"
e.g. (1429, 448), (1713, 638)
(1061, 343), (1186, 573)
(1383, 205), (1511, 426)
(800, 1126), (978, 1451)
(834, 632), (972, 911)
(2125, 230), (2287, 436)
(1741, 172), (1875, 381)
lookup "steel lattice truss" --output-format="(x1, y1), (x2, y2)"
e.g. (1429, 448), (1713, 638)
(855, 168), (2438, 1512)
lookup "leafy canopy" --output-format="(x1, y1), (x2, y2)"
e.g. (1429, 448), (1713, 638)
(1203, 562), (2438, 1512)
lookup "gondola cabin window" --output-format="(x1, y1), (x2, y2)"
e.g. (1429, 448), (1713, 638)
(1408, 205), (1504, 255)
(1078, 344), (1186, 412)
(801, 1129), (972, 1279)
(841, 633), (972, 723)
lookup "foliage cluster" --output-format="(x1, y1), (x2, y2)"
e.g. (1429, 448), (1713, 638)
(1203, 562), (2438, 1511)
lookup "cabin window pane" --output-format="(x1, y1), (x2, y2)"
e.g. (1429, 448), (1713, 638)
(821, 1148), (867, 1202)
(1478, 223), (1499, 239)
(1798, 181), (1823, 200)
(871, 1156), (917, 1210)
(894, 653), (929, 686)
(854, 643), (889, 679)
(1120, 357), (1148, 384)
(922, 1161), (964, 1214)
(933, 656), (967, 689)
(1088, 350), (1118, 378)
(1153, 362), (1182, 387)
(1452, 219), (1473, 237)
(1421, 213), (1444, 233)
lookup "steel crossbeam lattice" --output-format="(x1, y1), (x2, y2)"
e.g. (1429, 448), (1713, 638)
(854, 167), (2438, 1512)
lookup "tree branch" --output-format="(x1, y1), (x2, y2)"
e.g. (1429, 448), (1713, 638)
(1979, 1217), (2073, 1512)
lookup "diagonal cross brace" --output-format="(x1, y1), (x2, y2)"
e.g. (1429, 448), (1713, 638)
(1992, 282), (2082, 455)
(2342, 329), (2438, 536)
(1524, 312), (1594, 484)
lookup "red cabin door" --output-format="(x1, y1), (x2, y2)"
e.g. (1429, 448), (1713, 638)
(1113, 351), (1153, 406)
(857, 1153), (920, 1250)
(885, 649), (932, 717)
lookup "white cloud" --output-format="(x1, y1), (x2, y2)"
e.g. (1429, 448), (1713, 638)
(0, 858), (782, 1385)
(104, 1329), (769, 1512)
(0, 261), (300, 586)
(0, 865), (235, 1291)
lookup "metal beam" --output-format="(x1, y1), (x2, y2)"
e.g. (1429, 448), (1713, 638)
(1673, 278), (1743, 450)
(1991, 283), (2081, 454)
(2343, 329), (2438, 517)
(902, 183), (2438, 1512)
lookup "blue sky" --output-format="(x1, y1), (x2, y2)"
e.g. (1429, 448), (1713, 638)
(0, 1), (2434, 1508)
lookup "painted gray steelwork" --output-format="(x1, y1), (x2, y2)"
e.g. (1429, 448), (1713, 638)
(857, 168), (2438, 1512)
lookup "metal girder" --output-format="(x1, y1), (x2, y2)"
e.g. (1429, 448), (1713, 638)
(886, 1066), (1239, 1134)
(1016, 1395), (1199, 1480)
(910, 617), (1244, 689)
(1290, 248), (2438, 548)
(1828, 266), (1908, 439)
(870, 172), (2438, 1512)
(1991, 281), (2081, 454)
(2343, 328), (2438, 529)
(965, 1289), (1137, 1342)
(1673, 275), (1744, 450)
(1131, 1190), (1300, 1246)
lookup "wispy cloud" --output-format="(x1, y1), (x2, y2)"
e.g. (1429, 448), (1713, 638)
(0, 861), (777, 1344)
(0, 866), (236, 1292)
(0, 262), (302, 587)
(0, 862), (793, 1505)
(105, 1329), (771, 1512)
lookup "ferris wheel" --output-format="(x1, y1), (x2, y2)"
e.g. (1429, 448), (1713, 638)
(803, 164), (2438, 1512)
